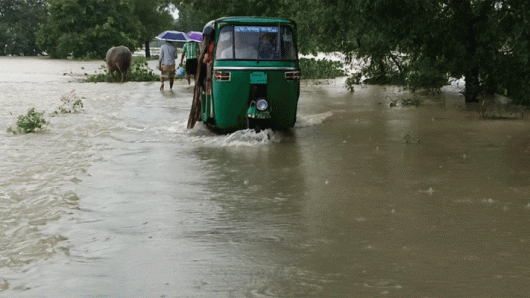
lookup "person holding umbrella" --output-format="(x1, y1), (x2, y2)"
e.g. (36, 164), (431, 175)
(158, 40), (178, 91)
(179, 40), (200, 85)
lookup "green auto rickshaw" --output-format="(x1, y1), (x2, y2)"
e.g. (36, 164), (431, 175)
(188, 17), (301, 132)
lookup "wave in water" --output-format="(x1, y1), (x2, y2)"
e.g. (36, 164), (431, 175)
(295, 111), (333, 128)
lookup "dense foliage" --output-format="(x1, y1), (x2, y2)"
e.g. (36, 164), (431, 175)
(36, 0), (142, 59)
(132, 0), (175, 57)
(349, 0), (530, 103)
(174, 0), (530, 104)
(0, 0), (47, 55)
(34, 0), (174, 59)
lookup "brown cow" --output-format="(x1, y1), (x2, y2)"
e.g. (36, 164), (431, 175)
(106, 46), (132, 82)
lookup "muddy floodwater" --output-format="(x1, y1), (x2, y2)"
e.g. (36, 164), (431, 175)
(1, 57), (530, 297)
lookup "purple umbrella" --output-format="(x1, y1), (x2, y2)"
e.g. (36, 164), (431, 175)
(187, 31), (203, 42)
(156, 30), (192, 42)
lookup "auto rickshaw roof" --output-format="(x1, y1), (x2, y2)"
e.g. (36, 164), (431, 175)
(214, 16), (295, 25)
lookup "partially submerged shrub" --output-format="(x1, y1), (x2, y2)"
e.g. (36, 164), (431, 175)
(469, 94), (526, 119)
(405, 70), (448, 94)
(85, 56), (160, 82)
(355, 56), (406, 85)
(7, 92), (86, 134)
(7, 108), (47, 134)
(345, 73), (362, 92)
(400, 98), (423, 107)
(54, 90), (83, 114)
(299, 58), (345, 79)
(353, 55), (448, 93)
(127, 56), (160, 82)
(388, 97), (423, 108)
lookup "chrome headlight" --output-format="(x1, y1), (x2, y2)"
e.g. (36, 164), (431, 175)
(255, 99), (269, 111)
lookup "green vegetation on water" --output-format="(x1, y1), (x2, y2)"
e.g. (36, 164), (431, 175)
(7, 108), (47, 134)
(53, 90), (84, 114)
(7, 91), (85, 134)
(299, 58), (345, 80)
(85, 56), (161, 83)
(343, 56), (449, 95)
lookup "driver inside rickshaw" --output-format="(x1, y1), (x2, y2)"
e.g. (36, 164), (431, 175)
(258, 33), (278, 59)
(217, 26), (281, 60)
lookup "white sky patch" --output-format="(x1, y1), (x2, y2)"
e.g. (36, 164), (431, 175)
(171, 7), (179, 19)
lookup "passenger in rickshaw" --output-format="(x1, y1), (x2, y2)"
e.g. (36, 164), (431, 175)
(200, 27), (215, 96)
(189, 27), (214, 129)
(217, 31), (233, 59)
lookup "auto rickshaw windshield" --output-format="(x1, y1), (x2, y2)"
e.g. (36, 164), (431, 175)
(215, 25), (297, 61)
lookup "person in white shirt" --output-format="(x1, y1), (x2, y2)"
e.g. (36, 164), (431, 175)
(158, 41), (177, 91)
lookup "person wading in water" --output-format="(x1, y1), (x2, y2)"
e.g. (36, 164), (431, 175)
(179, 41), (200, 85)
(158, 41), (177, 91)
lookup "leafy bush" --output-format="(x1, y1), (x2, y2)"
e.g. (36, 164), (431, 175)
(53, 90), (84, 114)
(128, 56), (161, 82)
(85, 56), (161, 82)
(354, 56), (406, 86)
(345, 73), (362, 92)
(299, 58), (345, 79)
(351, 55), (447, 94)
(405, 70), (448, 94)
(468, 94), (526, 119)
(7, 108), (47, 134)
(400, 98), (423, 107)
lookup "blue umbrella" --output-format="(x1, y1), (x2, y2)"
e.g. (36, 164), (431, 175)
(156, 31), (192, 42)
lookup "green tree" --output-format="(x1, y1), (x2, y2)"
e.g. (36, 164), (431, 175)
(174, 0), (291, 33)
(492, 0), (530, 104)
(174, 1), (211, 32)
(131, 0), (175, 58)
(0, 0), (47, 55)
(295, 0), (530, 103)
(174, 0), (530, 104)
(354, 0), (530, 103)
(36, 0), (143, 59)
(173, 0), (361, 57)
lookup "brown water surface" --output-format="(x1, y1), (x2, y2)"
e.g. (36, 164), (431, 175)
(1, 57), (529, 297)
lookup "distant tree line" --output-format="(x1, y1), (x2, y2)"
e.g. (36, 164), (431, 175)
(0, 0), (175, 59)
(1, 0), (529, 104)
(0, 0), (47, 56)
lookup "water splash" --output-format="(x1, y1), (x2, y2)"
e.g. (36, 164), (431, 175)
(295, 111), (333, 127)
(218, 129), (281, 147)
